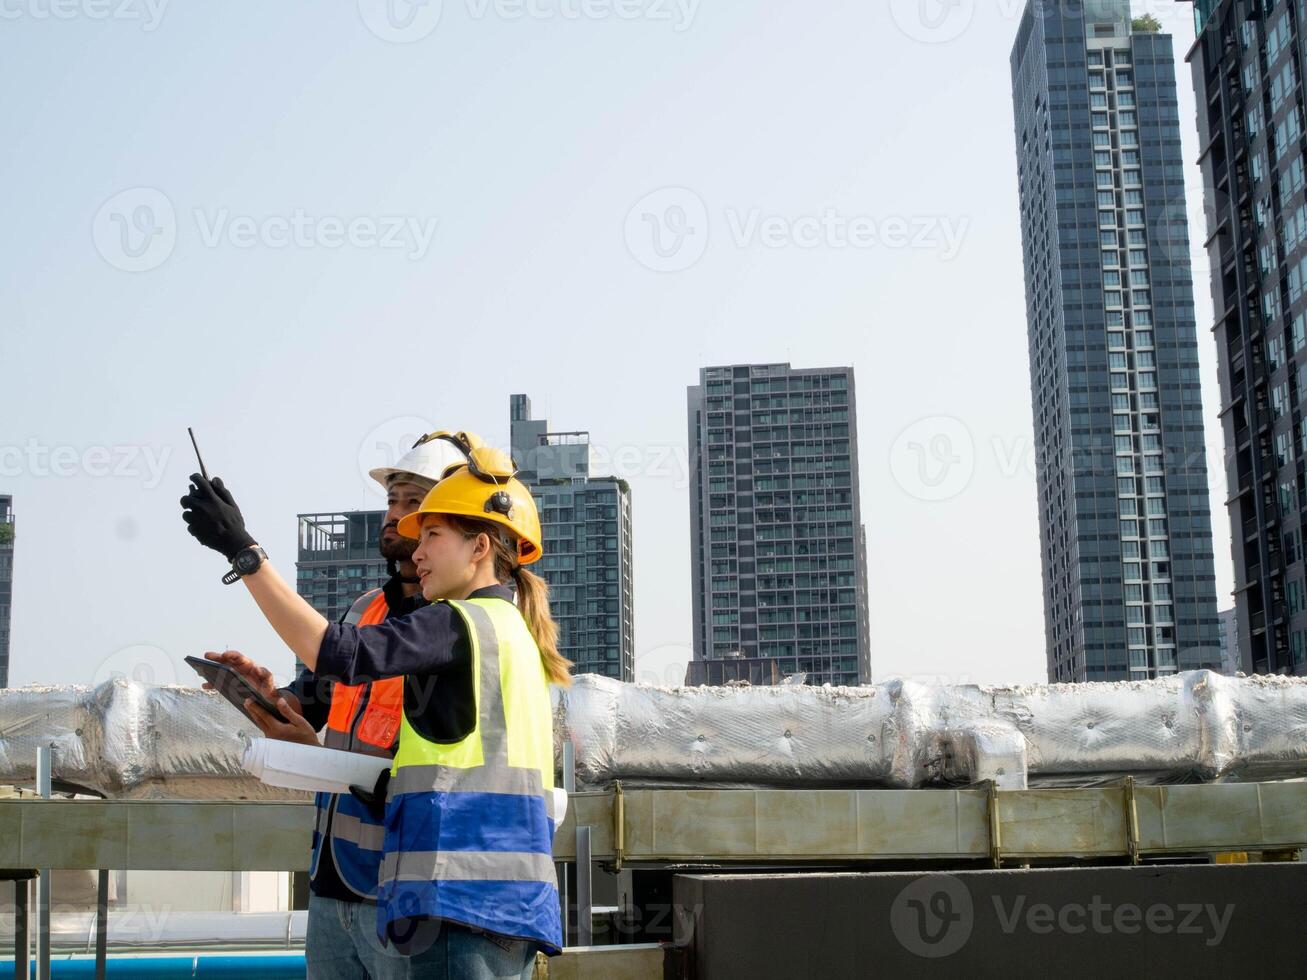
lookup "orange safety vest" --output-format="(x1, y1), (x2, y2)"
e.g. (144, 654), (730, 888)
(309, 587), (408, 899)
(323, 590), (404, 754)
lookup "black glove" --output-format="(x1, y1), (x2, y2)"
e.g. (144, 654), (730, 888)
(349, 768), (391, 821)
(180, 473), (256, 561)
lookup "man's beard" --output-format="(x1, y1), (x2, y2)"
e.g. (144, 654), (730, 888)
(379, 524), (416, 562)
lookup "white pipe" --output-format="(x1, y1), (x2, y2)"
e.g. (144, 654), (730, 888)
(0, 910), (308, 954)
(36, 746), (51, 980)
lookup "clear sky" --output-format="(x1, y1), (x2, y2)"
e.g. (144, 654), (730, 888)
(0, 0), (1224, 691)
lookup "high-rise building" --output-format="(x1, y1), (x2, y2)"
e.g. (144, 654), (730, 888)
(1219, 607), (1241, 676)
(510, 395), (635, 681)
(687, 363), (871, 687)
(1186, 1), (1307, 675)
(1011, 0), (1222, 682)
(0, 495), (12, 688)
(295, 511), (389, 626)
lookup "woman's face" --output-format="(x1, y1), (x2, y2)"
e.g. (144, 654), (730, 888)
(412, 514), (485, 601)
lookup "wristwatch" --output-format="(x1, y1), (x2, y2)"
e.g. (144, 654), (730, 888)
(222, 545), (269, 585)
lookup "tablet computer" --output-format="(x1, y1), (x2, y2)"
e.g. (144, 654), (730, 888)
(185, 655), (290, 725)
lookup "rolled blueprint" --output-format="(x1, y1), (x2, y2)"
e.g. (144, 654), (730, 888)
(241, 737), (390, 794)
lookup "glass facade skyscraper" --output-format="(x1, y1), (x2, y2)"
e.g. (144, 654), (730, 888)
(0, 495), (12, 688)
(687, 363), (871, 687)
(295, 510), (390, 626)
(1011, 0), (1222, 681)
(1186, 0), (1307, 674)
(511, 395), (635, 681)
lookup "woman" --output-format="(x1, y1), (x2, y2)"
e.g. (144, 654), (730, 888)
(197, 433), (571, 978)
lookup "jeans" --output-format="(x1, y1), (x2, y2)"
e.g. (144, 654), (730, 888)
(306, 893), (412, 980)
(397, 918), (538, 979)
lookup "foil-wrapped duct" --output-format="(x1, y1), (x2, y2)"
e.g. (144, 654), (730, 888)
(5, 671), (1307, 798)
(553, 670), (1307, 790)
(0, 679), (305, 799)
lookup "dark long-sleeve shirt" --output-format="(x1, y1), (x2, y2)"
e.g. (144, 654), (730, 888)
(279, 575), (429, 731)
(315, 583), (515, 743)
(277, 574), (430, 904)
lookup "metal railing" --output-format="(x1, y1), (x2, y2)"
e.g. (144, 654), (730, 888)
(7, 746), (1307, 977)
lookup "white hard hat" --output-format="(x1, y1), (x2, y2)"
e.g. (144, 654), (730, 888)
(369, 433), (468, 491)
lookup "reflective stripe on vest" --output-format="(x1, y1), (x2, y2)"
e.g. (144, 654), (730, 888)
(308, 588), (403, 900)
(378, 597), (561, 954)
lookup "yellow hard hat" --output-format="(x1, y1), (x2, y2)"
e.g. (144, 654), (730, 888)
(396, 434), (543, 565)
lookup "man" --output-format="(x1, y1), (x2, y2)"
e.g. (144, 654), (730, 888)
(181, 435), (465, 980)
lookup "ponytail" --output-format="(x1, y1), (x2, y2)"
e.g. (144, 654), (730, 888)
(446, 514), (574, 686)
(511, 565), (572, 686)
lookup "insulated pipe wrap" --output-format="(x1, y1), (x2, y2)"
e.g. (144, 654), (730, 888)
(6, 671), (1307, 797)
(554, 671), (1307, 790)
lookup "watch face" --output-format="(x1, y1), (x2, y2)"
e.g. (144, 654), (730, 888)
(235, 549), (261, 573)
